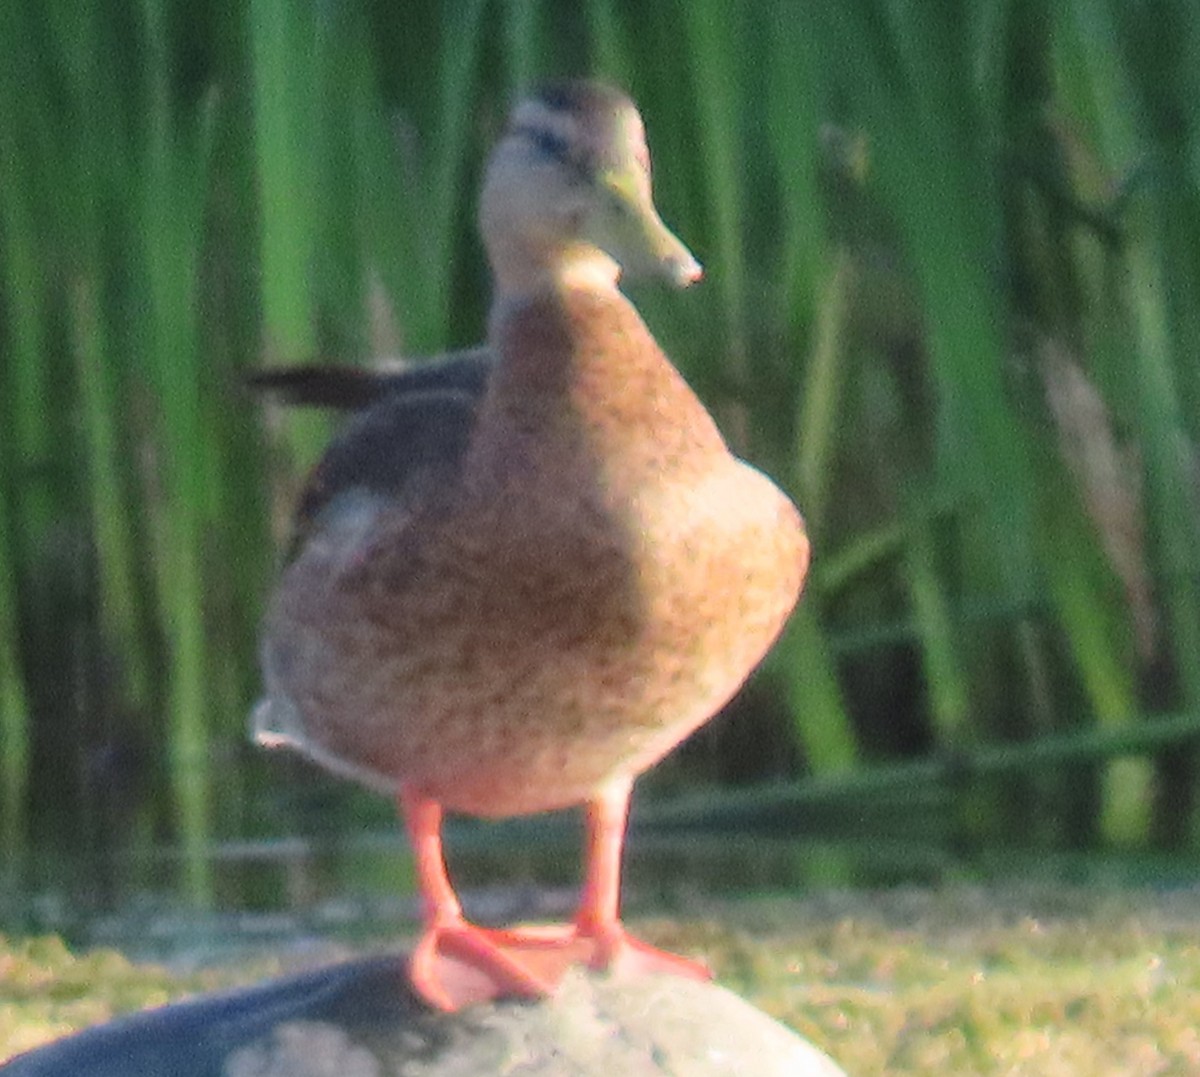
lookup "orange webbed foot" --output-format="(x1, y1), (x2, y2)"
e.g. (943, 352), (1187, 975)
(580, 923), (713, 982)
(408, 920), (711, 1011)
(409, 921), (589, 1011)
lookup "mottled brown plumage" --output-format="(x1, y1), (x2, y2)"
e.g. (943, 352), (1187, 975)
(254, 79), (809, 1012)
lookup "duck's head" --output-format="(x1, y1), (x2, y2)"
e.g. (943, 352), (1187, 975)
(479, 80), (702, 296)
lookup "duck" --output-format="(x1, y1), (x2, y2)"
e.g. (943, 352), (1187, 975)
(253, 79), (810, 1013)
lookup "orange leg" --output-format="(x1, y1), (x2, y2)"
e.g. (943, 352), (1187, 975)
(574, 778), (712, 982)
(401, 788), (558, 1011)
(400, 780), (709, 1012)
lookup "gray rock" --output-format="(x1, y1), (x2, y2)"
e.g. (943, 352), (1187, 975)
(3, 955), (847, 1076)
(2, 954), (844, 1069)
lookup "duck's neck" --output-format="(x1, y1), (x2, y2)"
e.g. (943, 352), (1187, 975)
(484, 245), (635, 401)
(474, 265), (727, 476)
(486, 270), (637, 400)
(487, 242), (621, 316)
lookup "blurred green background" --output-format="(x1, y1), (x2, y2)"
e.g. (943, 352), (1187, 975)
(2, 0), (1199, 926)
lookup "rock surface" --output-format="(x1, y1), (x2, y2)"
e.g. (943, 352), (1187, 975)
(3, 953), (847, 1076)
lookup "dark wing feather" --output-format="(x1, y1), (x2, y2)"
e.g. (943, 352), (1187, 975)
(248, 350), (494, 555)
(289, 385), (484, 556)
(247, 348), (493, 411)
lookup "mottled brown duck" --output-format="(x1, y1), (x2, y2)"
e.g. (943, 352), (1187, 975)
(254, 79), (810, 1013)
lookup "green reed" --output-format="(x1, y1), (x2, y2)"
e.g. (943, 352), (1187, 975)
(1, 0), (1198, 906)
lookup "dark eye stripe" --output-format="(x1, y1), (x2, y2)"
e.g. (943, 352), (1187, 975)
(514, 125), (570, 163)
(512, 124), (598, 186)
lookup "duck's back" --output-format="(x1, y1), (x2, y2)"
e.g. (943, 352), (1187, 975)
(258, 286), (807, 816)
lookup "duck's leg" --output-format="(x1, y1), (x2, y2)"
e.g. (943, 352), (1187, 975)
(401, 787), (562, 1011)
(573, 777), (712, 981)
(400, 781), (709, 1012)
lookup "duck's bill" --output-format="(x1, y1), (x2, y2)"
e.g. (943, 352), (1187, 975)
(638, 214), (703, 287)
(589, 170), (703, 288)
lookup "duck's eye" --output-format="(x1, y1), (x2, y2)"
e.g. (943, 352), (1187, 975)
(518, 126), (571, 164)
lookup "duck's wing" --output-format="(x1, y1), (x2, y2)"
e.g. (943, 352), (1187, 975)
(256, 362), (491, 778)
(247, 347), (493, 411)
(248, 349), (494, 553)
(288, 385), (484, 555)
